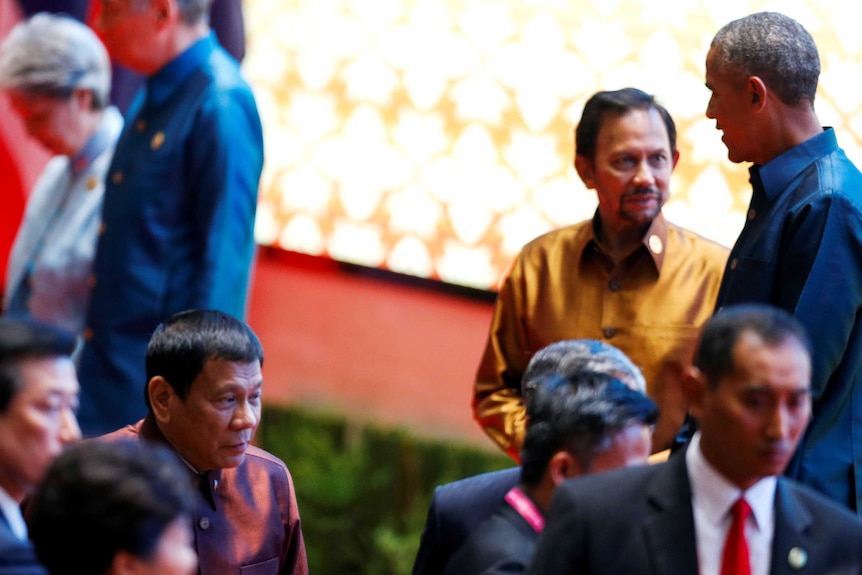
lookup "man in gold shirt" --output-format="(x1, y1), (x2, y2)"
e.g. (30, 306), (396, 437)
(474, 88), (728, 461)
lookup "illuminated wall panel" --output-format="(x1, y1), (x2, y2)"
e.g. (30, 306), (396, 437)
(245, 0), (862, 290)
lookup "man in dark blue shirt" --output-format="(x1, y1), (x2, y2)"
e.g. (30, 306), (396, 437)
(80, 0), (263, 435)
(705, 11), (862, 512)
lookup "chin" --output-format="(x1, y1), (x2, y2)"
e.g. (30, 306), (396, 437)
(726, 149), (749, 164)
(219, 453), (247, 469)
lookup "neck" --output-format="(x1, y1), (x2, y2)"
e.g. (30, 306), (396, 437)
(69, 109), (106, 157)
(757, 103), (822, 165)
(0, 477), (25, 504)
(520, 479), (554, 512)
(595, 220), (648, 263)
(147, 22), (209, 74)
(169, 21), (209, 59)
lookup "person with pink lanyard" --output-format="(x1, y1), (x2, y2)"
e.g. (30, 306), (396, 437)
(442, 371), (657, 575)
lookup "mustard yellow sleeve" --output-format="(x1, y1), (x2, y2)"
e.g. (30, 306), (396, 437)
(473, 257), (532, 462)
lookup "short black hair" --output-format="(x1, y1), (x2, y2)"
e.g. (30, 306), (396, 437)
(145, 309), (263, 409)
(29, 440), (198, 575)
(0, 317), (75, 413)
(520, 372), (658, 486)
(575, 87), (677, 161)
(695, 303), (811, 387)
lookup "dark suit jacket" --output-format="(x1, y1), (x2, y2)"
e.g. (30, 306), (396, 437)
(442, 501), (538, 575)
(412, 467), (521, 575)
(0, 510), (47, 575)
(528, 451), (862, 575)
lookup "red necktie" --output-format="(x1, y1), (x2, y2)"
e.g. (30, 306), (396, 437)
(721, 497), (752, 575)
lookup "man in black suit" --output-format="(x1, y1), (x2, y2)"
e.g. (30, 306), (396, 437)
(444, 373), (658, 575)
(0, 317), (80, 575)
(529, 304), (862, 575)
(412, 339), (647, 575)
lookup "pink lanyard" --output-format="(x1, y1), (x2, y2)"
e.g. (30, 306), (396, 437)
(504, 487), (545, 533)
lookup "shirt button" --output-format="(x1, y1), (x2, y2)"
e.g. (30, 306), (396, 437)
(87, 275), (97, 288)
(602, 326), (616, 339)
(99, 222), (106, 235)
(199, 517), (210, 530)
(111, 171), (123, 185)
(83, 328), (93, 341)
(136, 119), (146, 132)
(730, 258), (738, 270)
(608, 278), (622, 292)
(748, 209), (756, 220)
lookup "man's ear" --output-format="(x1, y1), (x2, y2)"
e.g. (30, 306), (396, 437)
(548, 450), (583, 486)
(151, 0), (176, 27)
(148, 376), (174, 424)
(681, 365), (707, 421)
(748, 76), (768, 112)
(574, 155), (596, 190)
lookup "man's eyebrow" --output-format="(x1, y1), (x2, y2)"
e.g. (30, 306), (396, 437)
(215, 380), (264, 392)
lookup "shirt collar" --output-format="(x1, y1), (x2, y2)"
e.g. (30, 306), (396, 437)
(69, 106), (122, 176)
(686, 432), (776, 532)
(751, 128), (838, 203)
(145, 33), (215, 107)
(587, 211), (668, 272)
(0, 485), (27, 541)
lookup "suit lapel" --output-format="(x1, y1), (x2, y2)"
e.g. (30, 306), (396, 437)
(770, 480), (813, 575)
(643, 453), (700, 575)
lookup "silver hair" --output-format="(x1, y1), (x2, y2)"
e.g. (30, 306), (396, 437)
(521, 339), (646, 406)
(0, 13), (111, 109)
(710, 11), (820, 106)
(174, 0), (213, 25)
(128, 0), (211, 26)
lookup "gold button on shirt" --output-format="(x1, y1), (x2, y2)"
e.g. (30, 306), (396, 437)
(474, 213), (729, 460)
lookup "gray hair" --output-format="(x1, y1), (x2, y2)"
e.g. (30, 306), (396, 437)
(174, 0), (213, 25)
(521, 340), (646, 406)
(710, 11), (820, 106)
(0, 13), (111, 109)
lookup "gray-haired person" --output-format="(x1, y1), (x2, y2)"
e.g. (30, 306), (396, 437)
(0, 13), (123, 345)
(444, 372), (658, 575)
(413, 339), (650, 575)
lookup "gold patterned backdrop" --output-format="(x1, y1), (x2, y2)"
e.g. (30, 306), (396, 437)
(244, 0), (862, 290)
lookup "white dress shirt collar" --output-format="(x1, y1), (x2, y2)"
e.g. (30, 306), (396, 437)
(686, 432), (776, 575)
(0, 485), (28, 541)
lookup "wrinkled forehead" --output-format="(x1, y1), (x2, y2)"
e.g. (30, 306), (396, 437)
(190, 358), (263, 392)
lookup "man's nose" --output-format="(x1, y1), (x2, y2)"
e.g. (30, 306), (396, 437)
(59, 406), (81, 444)
(231, 401), (259, 430)
(765, 405), (791, 440)
(632, 160), (655, 186)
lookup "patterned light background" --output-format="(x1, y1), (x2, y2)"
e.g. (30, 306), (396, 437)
(244, 0), (862, 290)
